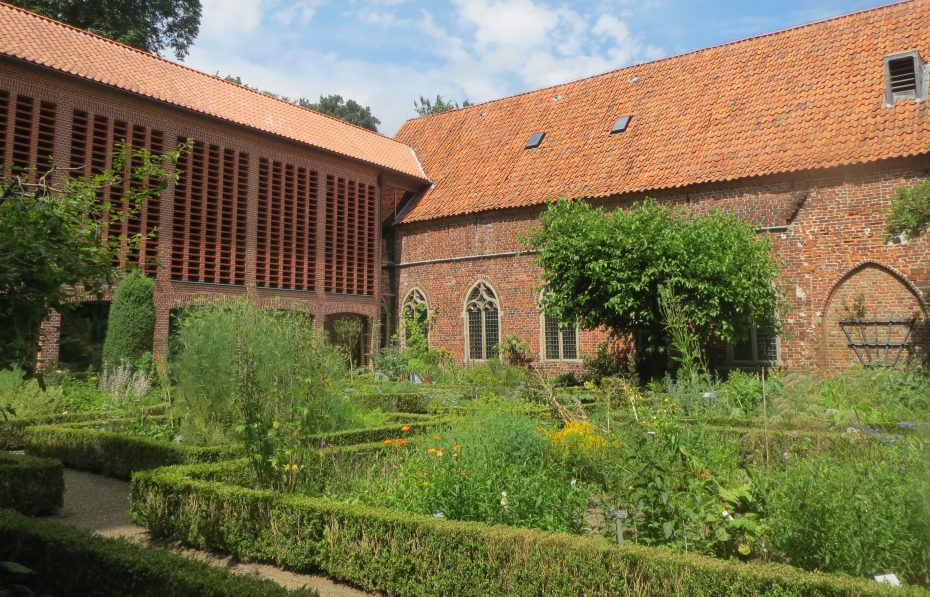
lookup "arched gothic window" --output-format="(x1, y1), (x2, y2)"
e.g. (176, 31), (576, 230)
(465, 282), (500, 360)
(539, 292), (578, 360)
(402, 288), (429, 345)
(379, 297), (392, 350)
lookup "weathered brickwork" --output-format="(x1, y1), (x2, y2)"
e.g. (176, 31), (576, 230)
(395, 157), (930, 370)
(0, 59), (427, 366)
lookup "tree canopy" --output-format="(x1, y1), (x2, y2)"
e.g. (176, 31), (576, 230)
(525, 198), (781, 372)
(414, 95), (472, 117)
(10, 0), (202, 59)
(0, 144), (181, 370)
(309, 94), (381, 132)
(223, 77), (382, 132)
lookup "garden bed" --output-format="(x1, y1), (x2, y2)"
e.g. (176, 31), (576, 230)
(0, 403), (167, 450)
(130, 459), (918, 597)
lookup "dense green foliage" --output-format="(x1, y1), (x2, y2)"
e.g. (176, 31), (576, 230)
(414, 95), (472, 116)
(0, 143), (181, 370)
(0, 452), (63, 515)
(131, 459), (913, 597)
(102, 272), (156, 368)
(310, 94), (381, 131)
(0, 508), (317, 596)
(23, 423), (236, 480)
(525, 198), (781, 374)
(170, 301), (382, 490)
(10, 0), (202, 58)
(885, 182), (930, 241)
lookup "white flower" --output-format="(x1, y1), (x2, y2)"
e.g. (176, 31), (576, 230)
(500, 491), (509, 509)
(722, 510), (733, 521)
(570, 479), (577, 489)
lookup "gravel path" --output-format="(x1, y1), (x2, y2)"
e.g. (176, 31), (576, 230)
(45, 468), (379, 597)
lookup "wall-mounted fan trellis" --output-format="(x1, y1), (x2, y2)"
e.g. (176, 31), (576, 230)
(839, 318), (915, 367)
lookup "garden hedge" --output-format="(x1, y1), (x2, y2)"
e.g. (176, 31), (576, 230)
(102, 271), (156, 368)
(0, 452), (63, 515)
(130, 460), (922, 597)
(0, 403), (167, 450)
(309, 417), (451, 446)
(23, 424), (239, 480)
(0, 508), (317, 597)
(355, 392), (430, 413)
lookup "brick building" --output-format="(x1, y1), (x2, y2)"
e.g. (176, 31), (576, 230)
(0, 3), (427, 368)
(1, 1), (928, 371)
(391, 0), (930, 371)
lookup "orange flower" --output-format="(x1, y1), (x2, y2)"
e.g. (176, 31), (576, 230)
(428, 447), (437, 454)
(452, 444), (461, 451)
(433, 435), (441, 441)
(401, 425), (412, 433)
(383, 439), (393, 444)
(395, 438), (408, 447)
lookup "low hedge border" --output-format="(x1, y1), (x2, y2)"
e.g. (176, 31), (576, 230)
(0, 508), (317, 597)
(309, 417), (452, 447)
(130, 461), (921, 597)
(353, 392), (430, 413)
(0, 403), (168, 450)
(0, 452), (63, 515)
(23, 424), (239, 480)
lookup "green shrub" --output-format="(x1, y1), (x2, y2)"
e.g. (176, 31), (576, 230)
(354, 392), (430, 413)
(130, 461), (915, 597)
(0, 404), (167, 450)
(102, 272), (156, 368)
(0, 452), (63, 515)
(0, 508), (317, 596)
(755, 438), (930, 586)
(24, 424), (237, 480)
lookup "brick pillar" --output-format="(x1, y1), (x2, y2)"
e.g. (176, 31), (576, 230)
(36, 309), (61, 371)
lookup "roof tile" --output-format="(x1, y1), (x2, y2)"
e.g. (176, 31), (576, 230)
(395, 0), (930, 223)
(0, 2), (427, 181)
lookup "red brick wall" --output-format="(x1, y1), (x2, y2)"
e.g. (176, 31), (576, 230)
(0, 59), (392, 367)
(394, 157), (930, 371)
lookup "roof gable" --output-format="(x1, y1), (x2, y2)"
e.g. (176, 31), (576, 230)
(395, 0), (930, 223)
(0, 2), (427, 181)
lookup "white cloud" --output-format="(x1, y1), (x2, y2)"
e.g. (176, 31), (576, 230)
(185, 0), (666, 133)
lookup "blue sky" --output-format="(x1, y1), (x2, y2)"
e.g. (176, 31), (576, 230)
(184, 0), (886, 135)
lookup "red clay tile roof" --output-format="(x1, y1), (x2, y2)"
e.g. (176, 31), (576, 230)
(395, 0), (930, 223)
(0, 2), (427, 181)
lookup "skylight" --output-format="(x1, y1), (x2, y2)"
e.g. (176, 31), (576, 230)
(611, 115), (632, 134)
(525, 132), (545, 149)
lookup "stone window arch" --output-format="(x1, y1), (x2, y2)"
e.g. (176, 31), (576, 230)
(402, 288), (430, 345)
(464, 281), (500, 360)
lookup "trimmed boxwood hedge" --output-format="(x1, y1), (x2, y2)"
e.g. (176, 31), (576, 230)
(23, 424), (239, 480)
(0, 452), (63, 515)
(309, 417), (451, 446)
(0, 508), (317, 597)
(130, 460), (922, 597)
(0, 403), (168, 450)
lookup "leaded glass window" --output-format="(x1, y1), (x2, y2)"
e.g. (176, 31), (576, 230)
(402, 289), (429, 345)
(465, 282), (500, 360)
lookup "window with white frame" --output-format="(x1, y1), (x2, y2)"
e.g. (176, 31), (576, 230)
(465, 282), (500, 360)
(402, 288), (429, 345)
(728, 326), (779, 365)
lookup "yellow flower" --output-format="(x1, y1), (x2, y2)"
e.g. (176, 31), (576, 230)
(428, 447), (437, 454)
(401, 425), (412, 433)
(384, 439), (393, 445)
(420, 481), (430, 487)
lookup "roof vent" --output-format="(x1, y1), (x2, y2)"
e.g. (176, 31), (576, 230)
(525, 132), (545, 149)
(611, 115), (632, 134)
(884, 51), (927, 106)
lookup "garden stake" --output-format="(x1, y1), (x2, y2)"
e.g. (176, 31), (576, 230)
(762, 366), (770, 467)
(610, 509), (628, 545)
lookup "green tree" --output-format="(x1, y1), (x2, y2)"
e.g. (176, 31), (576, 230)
(309, 94), (381, 131)
(10, 0), (202, 59)
(413, 95), (472, 116)
(885, 182), (930, 241)
(101, 271), (155, 369)
(525, 198), (781, 376)
(0, 144), (182, 371)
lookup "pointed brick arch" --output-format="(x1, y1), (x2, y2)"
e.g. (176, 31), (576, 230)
(818, 261), (927, 368)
